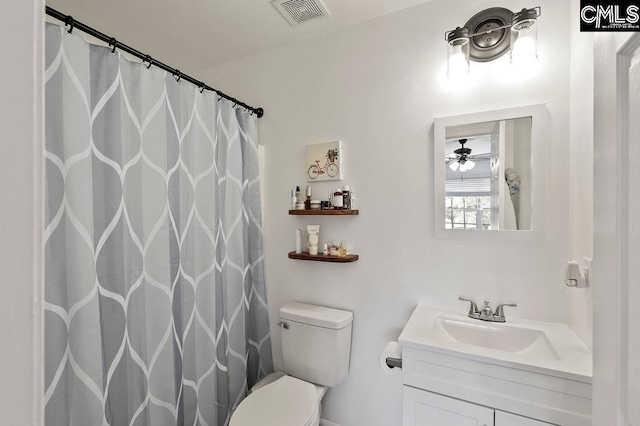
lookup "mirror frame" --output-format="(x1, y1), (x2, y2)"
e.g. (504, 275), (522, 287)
(434, 104), (548, 241)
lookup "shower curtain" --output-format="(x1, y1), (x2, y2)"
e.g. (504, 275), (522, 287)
(44, 23), (272, 426)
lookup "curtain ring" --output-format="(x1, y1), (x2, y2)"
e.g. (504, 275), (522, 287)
(144, 55), (153, 69)
(109, 38), (117, 53)
(174, 70), (182, 83)
(199, 83), (206, 94)
(65, 16), (75, 34)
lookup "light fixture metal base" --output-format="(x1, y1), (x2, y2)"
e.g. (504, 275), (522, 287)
(464, 7), (513, 62)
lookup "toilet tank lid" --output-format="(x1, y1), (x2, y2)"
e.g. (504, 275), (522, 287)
(280, 302), (353, 329)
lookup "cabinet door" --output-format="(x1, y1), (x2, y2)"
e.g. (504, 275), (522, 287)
(403, 387), (494, 426)
(495, 411), (555, 426)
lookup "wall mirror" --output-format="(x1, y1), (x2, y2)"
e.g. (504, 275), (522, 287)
(434, 104), (547, 241)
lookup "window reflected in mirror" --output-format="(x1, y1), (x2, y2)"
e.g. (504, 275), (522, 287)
(445, 195), (492, 230)
(444, 117), (532, 231)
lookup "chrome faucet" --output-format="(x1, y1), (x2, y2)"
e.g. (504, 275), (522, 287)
(458, 297), (517, 323)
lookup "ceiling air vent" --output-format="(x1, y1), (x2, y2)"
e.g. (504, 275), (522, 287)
(272, 0), (330, 26)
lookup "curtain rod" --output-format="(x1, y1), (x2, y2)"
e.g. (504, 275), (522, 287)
(45, 6), (264, 118)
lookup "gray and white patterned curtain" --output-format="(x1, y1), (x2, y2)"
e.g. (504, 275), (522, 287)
(44, 23), (272, 426)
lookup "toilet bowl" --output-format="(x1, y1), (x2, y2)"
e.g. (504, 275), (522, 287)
(229, 302), (353, 426)
(230, 372), (327, 426)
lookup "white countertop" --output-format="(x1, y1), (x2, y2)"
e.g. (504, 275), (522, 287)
(398, 305), (593, 383)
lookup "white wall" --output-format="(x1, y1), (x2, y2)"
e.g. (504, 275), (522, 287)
(568, 0), (594, 350)
(0, 0), (44, 425)
(198, 0), (573, 424)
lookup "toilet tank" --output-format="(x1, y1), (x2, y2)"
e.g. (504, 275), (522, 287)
(279, 302), (353, 387)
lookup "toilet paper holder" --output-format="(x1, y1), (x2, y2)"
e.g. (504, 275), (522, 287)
(386, 357), (402, 369)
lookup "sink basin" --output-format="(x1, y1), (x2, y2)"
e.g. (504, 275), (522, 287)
(398, 306), (593, 382)
(430, 316), (560, 361)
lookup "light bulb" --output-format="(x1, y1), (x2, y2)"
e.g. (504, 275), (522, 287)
(448, 44), (469, 78)
(511, 35), (536, 65)
(510, 14), (538, 67)
(449, 161), (459, 171)
(446, 28), (470, 80)
(459, 161), (469, 172)
(465, 160), (475, 171)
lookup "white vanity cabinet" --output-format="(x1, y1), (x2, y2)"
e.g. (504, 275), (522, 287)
(495, 411), (554, 426)
(404, 386), (494, 426)
(404, 387), (556, 426)
(400, 346), (590, 426)
(398, 307), (593, 426)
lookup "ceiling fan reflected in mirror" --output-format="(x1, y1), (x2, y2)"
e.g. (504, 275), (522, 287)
(446, 138), (490, 172)
(448, 139), (474, 172)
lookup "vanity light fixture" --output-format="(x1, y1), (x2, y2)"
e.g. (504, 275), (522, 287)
(445, 6), (541, 77)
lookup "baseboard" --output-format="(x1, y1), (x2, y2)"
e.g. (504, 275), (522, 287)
(320, 419), (341, 426)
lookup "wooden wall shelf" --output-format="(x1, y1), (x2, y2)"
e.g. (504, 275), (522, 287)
(288, 251), (359, 263)
(288, 209), (359, 216)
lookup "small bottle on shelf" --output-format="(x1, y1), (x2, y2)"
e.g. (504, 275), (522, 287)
(333, 188), (343, 209)
(305, 185), (312, 209)
(295, 229), (302, 254)
(339, 241), (347, 257)
(342, 186), (351, 210)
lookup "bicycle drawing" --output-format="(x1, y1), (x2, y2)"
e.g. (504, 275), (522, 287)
(305, 141), (343, 182)
(308, 149), (339, 179)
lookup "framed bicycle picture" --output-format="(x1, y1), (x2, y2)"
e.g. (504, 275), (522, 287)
(306, 141), (343, 182)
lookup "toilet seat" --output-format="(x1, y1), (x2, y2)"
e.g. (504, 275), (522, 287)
(230, 375), (321, 426)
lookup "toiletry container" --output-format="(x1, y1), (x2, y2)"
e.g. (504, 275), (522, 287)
(333, 189), (343, 209)
(342, 186), (351, 210)
(295, 229), (302, 254)
(305, 186), (312, 210)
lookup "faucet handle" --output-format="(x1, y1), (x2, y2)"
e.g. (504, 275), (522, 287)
(494, 302), (517, 322)
(479, 300), (495, 320)
(458, 296), (480, 319)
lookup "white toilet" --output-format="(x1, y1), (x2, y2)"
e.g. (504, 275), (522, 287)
(230, 302), (353, 426)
